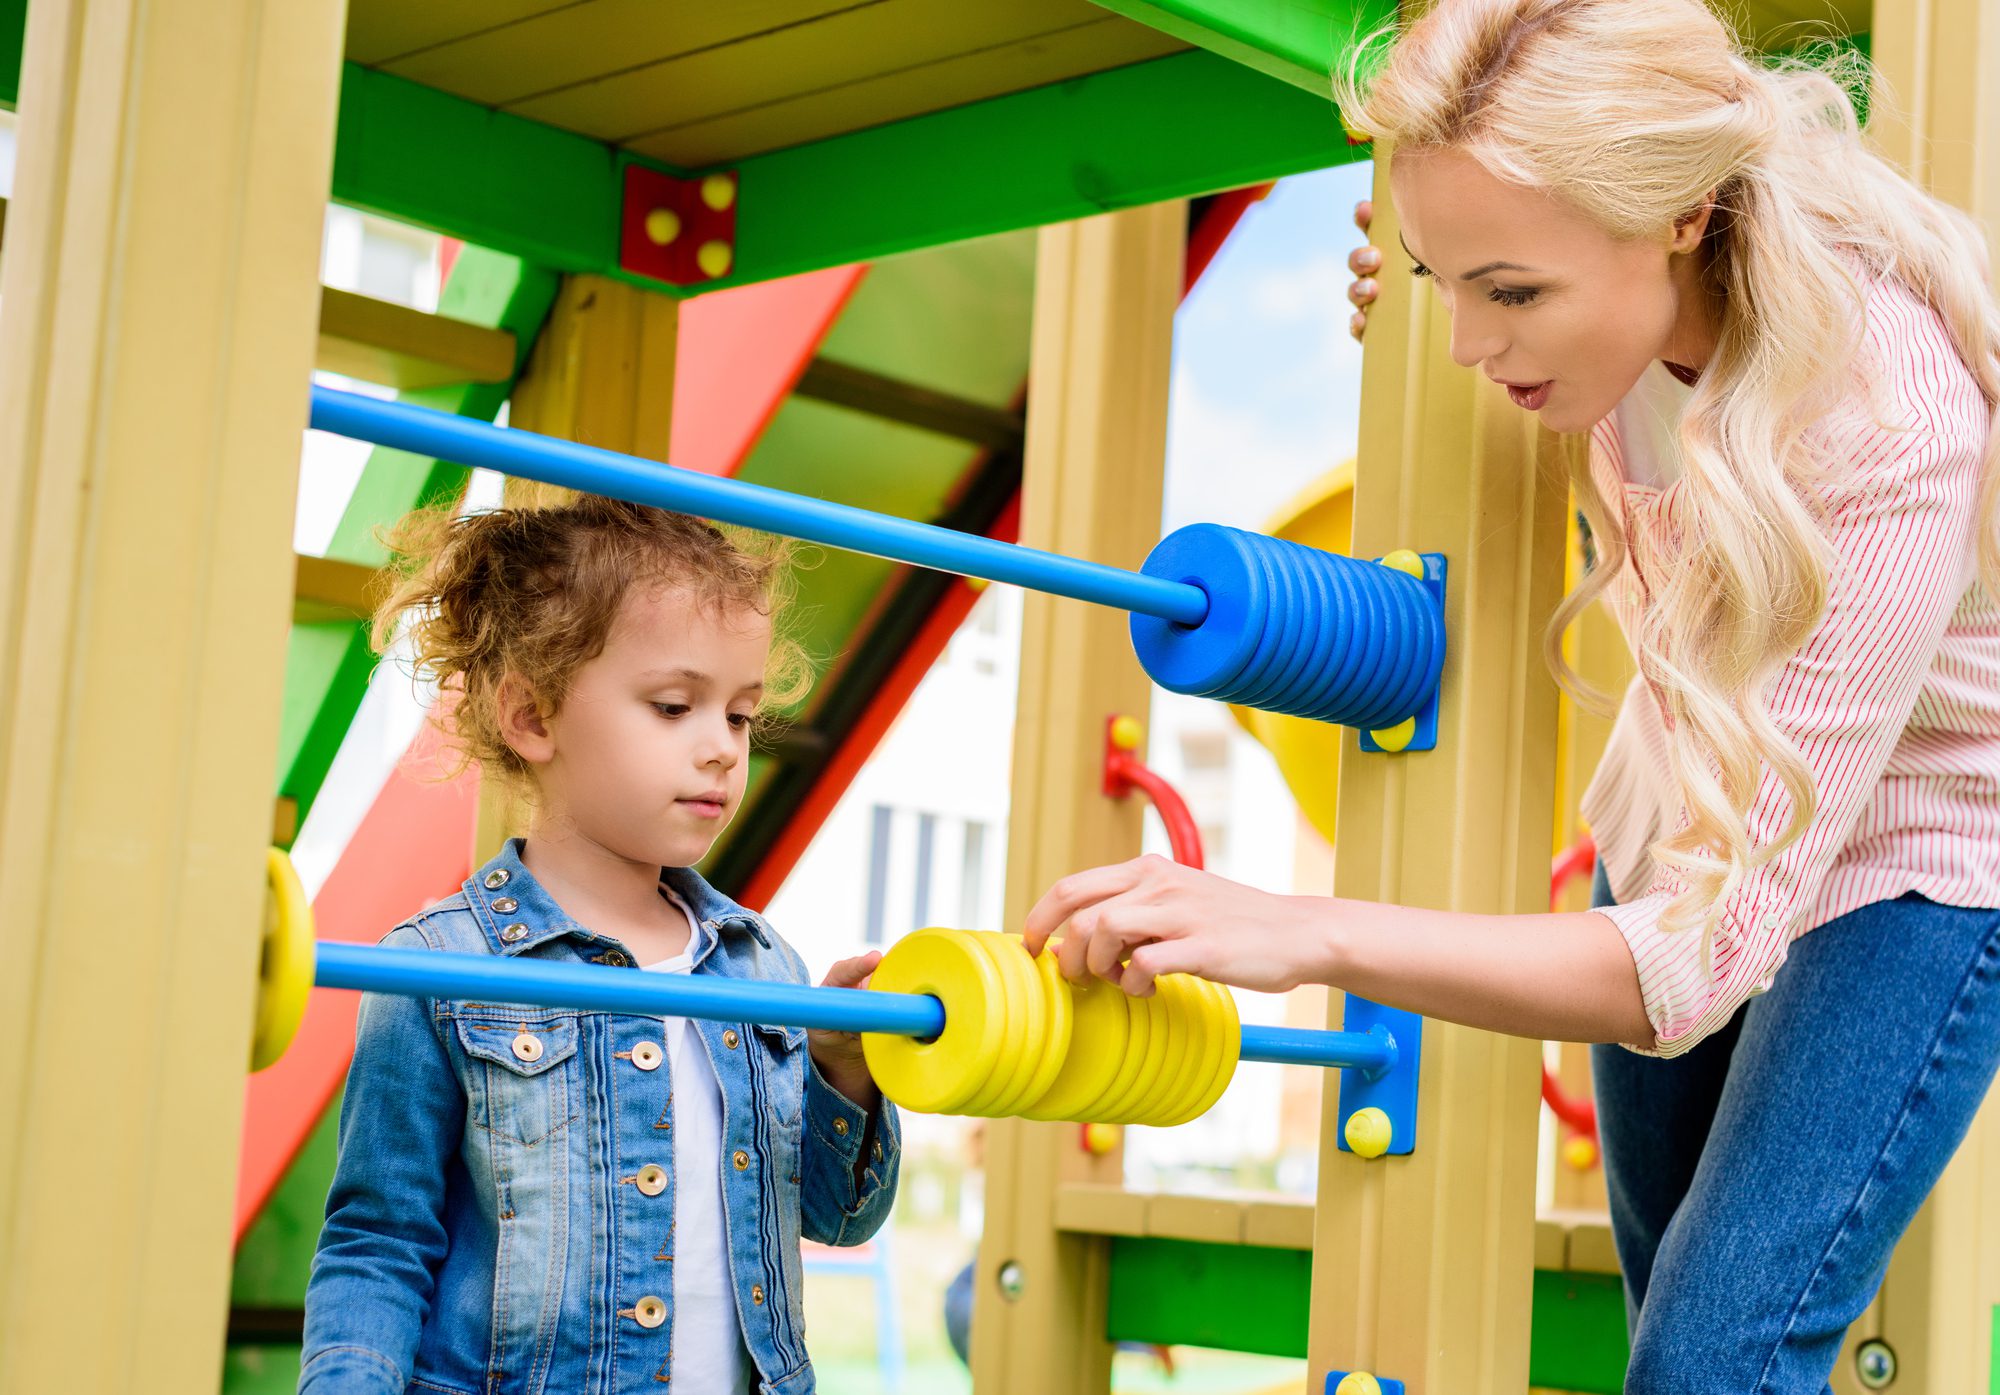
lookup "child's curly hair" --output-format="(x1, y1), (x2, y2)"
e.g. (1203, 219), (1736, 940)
(372, 495), (814, 784)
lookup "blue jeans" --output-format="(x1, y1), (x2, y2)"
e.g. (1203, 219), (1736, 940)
(1589, 865), (2000, 1393)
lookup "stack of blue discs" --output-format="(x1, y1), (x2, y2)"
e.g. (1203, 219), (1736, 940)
(1128, 524), (1444, 729)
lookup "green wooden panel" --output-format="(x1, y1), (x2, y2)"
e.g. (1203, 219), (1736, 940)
(1990, 1302), (1999, 1395)
(0, 0), (23, 107)
(1089, 0), (1385, 94)
(1528, 1270), (1629, 1394)
(1107, 1236), (1312, 1358)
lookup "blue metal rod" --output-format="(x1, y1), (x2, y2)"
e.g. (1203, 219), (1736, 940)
(308, 386), (1211, 627)
(314, 943), (1397, 1073)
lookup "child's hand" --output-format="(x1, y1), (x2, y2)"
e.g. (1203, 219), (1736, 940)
(808, 951), (883, 1111)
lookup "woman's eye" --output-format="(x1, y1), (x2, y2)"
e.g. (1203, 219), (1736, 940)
(1489, 286), (1540, 307)
(651, 702), (690, 719)
(1409, 261), (1432, 279)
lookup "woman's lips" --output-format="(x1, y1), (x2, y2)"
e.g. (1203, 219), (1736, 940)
(1505, 381), (1552, 411)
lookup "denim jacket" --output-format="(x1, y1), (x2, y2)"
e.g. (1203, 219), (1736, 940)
(300, 840), (901, 1395)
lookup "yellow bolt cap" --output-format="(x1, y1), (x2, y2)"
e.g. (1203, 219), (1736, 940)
(1109, 715), (1144, 751)
(697, 240), (734, 278)
(1370, 718), (1417, 754)
(644, 208), (682, 246)
(1080, 1122), (1121, 1155)
(1336, 1375), (1383, 1395)
(1563, 1135), (1600, 1171)
(1344, 1106), (1392, 1159)
(1379, 548), (1424, 578)
(700, 173), (737, 211)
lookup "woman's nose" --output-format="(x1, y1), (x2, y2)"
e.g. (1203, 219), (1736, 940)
(1447, 308), (1505, 370)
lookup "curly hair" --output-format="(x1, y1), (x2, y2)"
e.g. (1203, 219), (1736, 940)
(371, 495), (815, 785)
(1336, 0), (2000, 957)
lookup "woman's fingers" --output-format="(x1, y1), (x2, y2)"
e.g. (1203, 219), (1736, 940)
(1021, 858), (1149, 955)
(1347, 277), (1378, 309)
(1347, 242), (1382, 277)
(1354, 198), (1373, 234)
(1350, 309), (1368, 342)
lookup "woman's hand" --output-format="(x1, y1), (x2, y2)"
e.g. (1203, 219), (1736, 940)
(1020, 854), (1331, 997)
(1348, 198), (1382, 342)
(808, 951), (882, 1109)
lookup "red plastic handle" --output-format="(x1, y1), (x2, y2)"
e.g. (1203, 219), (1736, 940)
(1542, 836), (1603, 1158)
(1102, 717), (1205, 870)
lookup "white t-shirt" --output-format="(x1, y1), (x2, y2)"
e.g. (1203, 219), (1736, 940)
(643, 889), (754, 1393)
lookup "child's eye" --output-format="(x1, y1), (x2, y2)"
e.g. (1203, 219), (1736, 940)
(1489, 286), (1540, 307)
(728, 712), (755, 730)
(651, 702), (690, 719)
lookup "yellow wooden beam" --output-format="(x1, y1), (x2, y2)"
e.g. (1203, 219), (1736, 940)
(971, 202), (1183, 1395)
(1305, 149), (1571, 1392)
(292, 552), (382, 624)
(0, 0), (344, 1386)
(316, 284), (516, 390)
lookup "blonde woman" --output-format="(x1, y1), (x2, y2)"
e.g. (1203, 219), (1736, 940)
(1022, 0), (2000, 1386)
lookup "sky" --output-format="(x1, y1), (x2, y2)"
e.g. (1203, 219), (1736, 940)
(1163, 160), (1376, 537)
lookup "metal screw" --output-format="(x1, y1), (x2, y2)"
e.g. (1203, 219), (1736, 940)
(1855, 1339), (1897, 1389)
(996, 1260), (1025, 1302)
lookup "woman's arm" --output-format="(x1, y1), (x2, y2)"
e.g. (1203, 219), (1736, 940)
(1021, 855), (1655, 1046)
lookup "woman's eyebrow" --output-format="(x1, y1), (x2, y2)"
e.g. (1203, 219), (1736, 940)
(1398, 231), (1538, 280)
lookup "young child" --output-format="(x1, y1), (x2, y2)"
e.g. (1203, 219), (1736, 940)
(300, 496), (899, 1395)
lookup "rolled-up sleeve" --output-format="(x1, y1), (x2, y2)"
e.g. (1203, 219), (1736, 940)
(1604, 406), (1984, 1057)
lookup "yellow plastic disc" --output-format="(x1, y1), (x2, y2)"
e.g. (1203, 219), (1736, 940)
(1154, 975), (1215, 1126)
(862, 928), (1009, 1115)
(1078, 983), (1152, 1122)
(1179, 978), (1242, 1124)
(1335, 1374), (1384, 1395)
(1132, 976), (1192, 1127)
(1007, 935), (1075, 1116)
(1099, 983), (1172, 1124)
(959, 929), (1033, 1117)
(981, 933), (1047, 1116)
(1022, 957), (1128, 1121)
(250, 846), (316, 1071)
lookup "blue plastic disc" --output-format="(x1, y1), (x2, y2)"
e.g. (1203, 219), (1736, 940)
(1130, 525), (1265, 696)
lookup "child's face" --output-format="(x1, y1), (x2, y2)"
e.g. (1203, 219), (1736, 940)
(533, 583), (771, 869)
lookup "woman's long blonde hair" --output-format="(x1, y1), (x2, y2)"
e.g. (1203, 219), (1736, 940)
(1335, 0), (2000, 949)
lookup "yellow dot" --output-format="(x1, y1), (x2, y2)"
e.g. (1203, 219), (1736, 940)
(1109, 715), (1144, 751)
(697, 240), (734, 278)
(700, 173), (737, 211)
(1370, 718), (1416, 753)
(1335, 1375), (1383, 1395)
(1379, 548), (1424, 578)
(965, 576), (989, 593)
(1563, 1135), (1600, 1171)
(644, 208), (681, 246)
(1080, 1122), (1121, 1156)
(1344, 1106), (1392, 1159)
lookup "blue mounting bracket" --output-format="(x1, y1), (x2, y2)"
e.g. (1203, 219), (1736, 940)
(1358, 550), (1447, 755)
(1334, 995), (1422, 1157)
(1326, 1374), (1407, 1394)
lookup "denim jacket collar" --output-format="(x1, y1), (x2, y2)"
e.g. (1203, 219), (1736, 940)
(464, 838), (774, 962)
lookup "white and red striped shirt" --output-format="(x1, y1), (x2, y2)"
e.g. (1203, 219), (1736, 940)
(1581, 268), (2000, 1058)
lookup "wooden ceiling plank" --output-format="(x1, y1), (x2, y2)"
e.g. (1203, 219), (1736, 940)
(346, 0), (576, 68)
(507, 0), (1107, 143)
(316, 286), (517, 390)
(627, 20), (1186, 167)
(378, 0), (851, 108)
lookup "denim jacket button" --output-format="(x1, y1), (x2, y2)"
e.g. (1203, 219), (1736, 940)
(751, 1284), (766, 1306)
(491, 896), (519, 914)
(512, 1032), (544, 1063)
(500, 923), (529, 944)
(632, 1041), (664, 1071)
(732, 1150), (750, 1171)
(483, 869), (511, 890)
(722, 1029), (740, 1049)
(832, 1117), (849, 1136)
(633, 1296), (666, 1328)
(636, 1164), (667, 1196)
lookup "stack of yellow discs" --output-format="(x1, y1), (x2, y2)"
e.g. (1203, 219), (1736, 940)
(862, 928), (1239, 1126)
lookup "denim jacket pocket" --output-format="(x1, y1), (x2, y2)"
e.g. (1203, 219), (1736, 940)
(454, 1012), (581, 1146)
(750, 1021), (807, 1130)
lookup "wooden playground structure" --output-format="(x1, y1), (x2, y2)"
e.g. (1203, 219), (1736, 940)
(0, 1), (1996, 1392)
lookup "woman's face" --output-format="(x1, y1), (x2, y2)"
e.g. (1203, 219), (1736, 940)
(1389, 146), (1703, 434)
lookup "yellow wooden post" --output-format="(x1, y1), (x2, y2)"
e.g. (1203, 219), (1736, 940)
(1829, 6), (2000, 1389)
(970, 201), (1184, 1395)
(0, 0), (344, 1388)
(470, 274), (680, 864)
(1306, 151), (1573, 1392)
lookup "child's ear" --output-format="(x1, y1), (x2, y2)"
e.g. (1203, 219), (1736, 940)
(497, 672), (556, 766)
